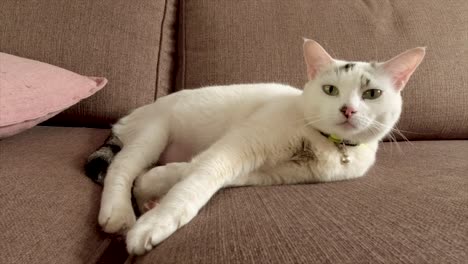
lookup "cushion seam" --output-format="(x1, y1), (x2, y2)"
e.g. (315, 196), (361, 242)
(153, 0), (169, 101)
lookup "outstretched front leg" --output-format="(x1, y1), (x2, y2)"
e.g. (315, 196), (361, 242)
(126, 130), (269, 255)
(99, 117), (170, 234)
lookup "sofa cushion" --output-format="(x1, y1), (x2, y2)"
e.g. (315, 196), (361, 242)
(0, 0), (177, 127)
(0, 127), (113, 264)
(177, 0), (468, 140)
(136, 140), (468, 264)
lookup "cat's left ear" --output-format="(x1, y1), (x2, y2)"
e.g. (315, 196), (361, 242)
(303, 39), (334, 80)
(380, 47), (426, 91)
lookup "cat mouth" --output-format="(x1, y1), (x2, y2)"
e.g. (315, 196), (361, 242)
(338, 120), (357, 129)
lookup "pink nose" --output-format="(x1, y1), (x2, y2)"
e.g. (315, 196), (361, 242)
(340, 105), (357, 119)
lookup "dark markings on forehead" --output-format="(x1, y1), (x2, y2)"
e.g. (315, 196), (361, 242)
(370, 61), (377, 68)
(360, 75), (371, 90)
(339, 63), (356, 72)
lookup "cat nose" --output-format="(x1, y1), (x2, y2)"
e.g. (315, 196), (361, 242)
(340, 105), (357, 119)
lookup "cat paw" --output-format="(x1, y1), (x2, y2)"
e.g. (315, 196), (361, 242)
(134, 162), (190, 199)
(143, 198), (160, 213)
(98, 197), (136, 234)
(133, 164), (184, 211)
(126, 212), (178, 255)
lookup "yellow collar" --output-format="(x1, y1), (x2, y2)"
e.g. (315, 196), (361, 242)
(319, 132), (360, 147)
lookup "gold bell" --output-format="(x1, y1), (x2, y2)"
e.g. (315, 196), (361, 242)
(341, 155), (350, 164)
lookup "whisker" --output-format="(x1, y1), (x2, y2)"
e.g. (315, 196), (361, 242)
(293, 114), (324, 124)
(357, 116), (404, 155)
(390, 131), (403, 154)
(304, 118), (323, 127)
(368, 125), (385, 150)
(370, 120), (413, 148)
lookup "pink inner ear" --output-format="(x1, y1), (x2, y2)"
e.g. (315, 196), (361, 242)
(393, 70), (412, 89)
(382, 47), (426, 91)
(303, 39), (334, 80)
(307, 68), (319, 80)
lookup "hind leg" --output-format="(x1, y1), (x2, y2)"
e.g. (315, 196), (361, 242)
(133, 162), (191, 213)
(99, 117), (170, 234)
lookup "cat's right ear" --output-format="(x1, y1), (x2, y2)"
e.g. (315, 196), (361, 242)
(303, 39), (334, 80)
(379, 47), (426, 91)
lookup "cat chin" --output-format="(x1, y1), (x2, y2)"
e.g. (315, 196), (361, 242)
(336, 121), (361, 132)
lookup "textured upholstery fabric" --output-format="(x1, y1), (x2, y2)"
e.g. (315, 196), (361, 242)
(2, 127), (465, 264)
(177, 0), (468, 140)
(0, 130), (468, 263)
(0, 127), (111, 264)
(1, 1), (467, 263)
(136, 140), (468, 264)
(0, 0), (177, 127)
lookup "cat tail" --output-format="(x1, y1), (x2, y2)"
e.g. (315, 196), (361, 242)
(84, 133), (123, 185)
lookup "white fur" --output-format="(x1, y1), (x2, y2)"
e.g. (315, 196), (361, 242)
(96, 40), (425, 255)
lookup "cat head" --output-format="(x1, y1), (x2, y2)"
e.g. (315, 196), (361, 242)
(301, 39), (425, 143)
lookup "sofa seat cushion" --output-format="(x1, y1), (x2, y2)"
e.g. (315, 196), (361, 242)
(136, 140), (468, 264)
(2, 127), (466, 263)
(0, 126), (112, 264)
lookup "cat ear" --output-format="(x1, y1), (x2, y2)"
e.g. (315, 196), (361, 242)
(303, 39), (334, 80)
(380, 47), (426, 91)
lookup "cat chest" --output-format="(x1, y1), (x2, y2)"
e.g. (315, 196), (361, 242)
(289, 138), (317, 164)
(284, 137), (375, 182)
(289, 139), (355, 166)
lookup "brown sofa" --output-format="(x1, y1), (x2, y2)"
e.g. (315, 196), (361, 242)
(1, 1), (467, 263)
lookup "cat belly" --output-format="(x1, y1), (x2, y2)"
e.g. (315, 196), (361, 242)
(158, 142), (194, 165)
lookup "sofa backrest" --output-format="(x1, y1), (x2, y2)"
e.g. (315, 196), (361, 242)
(176, 0), (468, 140)
(2, 1), (466, 140)
(0, 0), (177, 127)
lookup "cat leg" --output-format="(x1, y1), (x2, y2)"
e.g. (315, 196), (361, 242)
(126, 131), (268, 255)
(99, 121), (170, 234)
(229, 165), (315, 187)
(133, 162), (191, 213)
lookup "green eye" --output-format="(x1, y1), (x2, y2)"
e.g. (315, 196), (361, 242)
(362, 89), (382, 100)
(322, 85), (339, 96)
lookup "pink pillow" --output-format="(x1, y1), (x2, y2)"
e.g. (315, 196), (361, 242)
(0, 53), (107, 139)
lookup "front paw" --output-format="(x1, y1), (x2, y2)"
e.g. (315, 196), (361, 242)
(98, 197), (136, 234)
(126, 211), (178, 255)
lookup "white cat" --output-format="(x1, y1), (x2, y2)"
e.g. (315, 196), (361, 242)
(85, 39), (425, 255)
